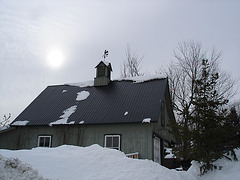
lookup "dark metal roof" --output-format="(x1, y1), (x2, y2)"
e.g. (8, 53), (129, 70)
(11, 78), (168, 126)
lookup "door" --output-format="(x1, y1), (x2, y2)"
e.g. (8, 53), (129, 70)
(154, 137), (161, 164)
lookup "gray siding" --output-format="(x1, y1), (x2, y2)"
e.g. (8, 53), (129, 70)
(0, 123), (153, 159)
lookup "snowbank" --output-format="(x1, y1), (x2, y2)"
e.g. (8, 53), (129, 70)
(0, 154), (48, 180)
(0, 145), (239, 180)
(189, 149), (240, 180)
(0, 145), (196, 180)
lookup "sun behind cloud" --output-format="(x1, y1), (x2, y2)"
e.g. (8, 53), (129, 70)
(47, 48), (64, 68)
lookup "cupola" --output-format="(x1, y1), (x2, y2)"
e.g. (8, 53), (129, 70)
(94, 61), (112, 86)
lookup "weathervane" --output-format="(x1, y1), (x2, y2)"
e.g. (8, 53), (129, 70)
(103, 50), (109, 60)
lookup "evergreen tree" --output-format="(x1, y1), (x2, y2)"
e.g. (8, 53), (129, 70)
(224, 107), (240, 159)
(227, 107), (239, 127)
(188, 59), (239, 174)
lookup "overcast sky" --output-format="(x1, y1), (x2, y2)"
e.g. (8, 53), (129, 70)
(0, 0), (240, 120)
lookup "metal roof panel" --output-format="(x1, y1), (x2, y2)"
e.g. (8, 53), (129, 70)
(11, 78), (167, 126)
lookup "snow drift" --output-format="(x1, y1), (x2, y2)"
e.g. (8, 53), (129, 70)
(0, 145), (240, 180)
(0, 154), (48, 180)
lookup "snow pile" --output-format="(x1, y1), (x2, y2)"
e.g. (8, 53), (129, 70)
(0, 145), (197, 180)
(1, 145), (240, 180)
(188, 149), (240, 180)
(0, 154), (47, 180)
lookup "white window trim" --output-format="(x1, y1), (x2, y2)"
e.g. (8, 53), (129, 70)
(38, 135), (52, 148)
(104, 135), (121, 150)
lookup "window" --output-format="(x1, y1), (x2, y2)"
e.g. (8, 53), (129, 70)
(97, 66), (106, 77)
(38, 136), (51, 147)
(104, 135), (120, 150)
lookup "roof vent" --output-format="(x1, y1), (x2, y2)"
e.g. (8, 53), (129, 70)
(94, 61), (112, 86)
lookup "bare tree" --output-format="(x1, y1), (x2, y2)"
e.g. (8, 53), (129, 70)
(0, 113), (11, 130)
(120, 45), (144, 78)
(158, 40), (237, 162)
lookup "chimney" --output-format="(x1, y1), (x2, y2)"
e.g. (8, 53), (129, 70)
(94, 61), (112, 86)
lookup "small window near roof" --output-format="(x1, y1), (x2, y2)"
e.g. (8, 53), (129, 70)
(104, 135), (120, 150)
(97, 66), (105, 77)
(38, 136), (51, 147)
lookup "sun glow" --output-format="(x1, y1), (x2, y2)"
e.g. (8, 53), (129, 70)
(47, 48), (64, 68)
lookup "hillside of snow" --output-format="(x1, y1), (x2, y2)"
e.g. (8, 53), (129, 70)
(0, 145), (240, 180)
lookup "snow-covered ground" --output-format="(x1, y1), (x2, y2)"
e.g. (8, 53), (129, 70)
(0, 145), (239, 180)
(0, 154), (47, 180)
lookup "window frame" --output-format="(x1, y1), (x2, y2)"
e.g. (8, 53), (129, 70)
(97, 66), (106, 77)
(104, 135), (121, 150)
(37, 135), (52, 148)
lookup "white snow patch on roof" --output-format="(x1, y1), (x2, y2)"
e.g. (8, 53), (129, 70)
(124, 111), (128, 116)
(0, 125), (10, 131)
(79, 121), (84, 124)
(115, 75), (166, 83)
(142, 118), (151, 123)
(76, 91), (90, 101)
(67, 80), (94, 88)
(65, 75), (165, 89)
(12, 120), (29, 126)
(62, 90), (67, 93)
(49, 105), (77, 126)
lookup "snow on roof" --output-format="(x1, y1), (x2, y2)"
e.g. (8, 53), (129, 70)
(79, 121), (84, 124)
(142, 118), (151, 123)
(102, 60), (110, 66)
(49, 105), (77, 126)
(66, 80), (94, 88)
(66, 75), (166, 88)
(76, 91), (90, 101)
(11, 120), (29, 126)
(115, 75), (166, 83)
(0, 125), (9, 131)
